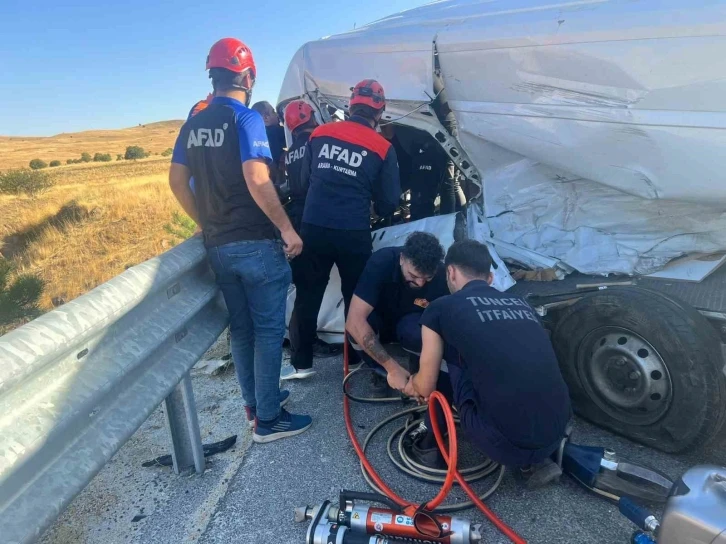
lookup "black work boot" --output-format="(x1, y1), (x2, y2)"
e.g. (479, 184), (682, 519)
(312, 337), (342, 358)
(519, 458), (562, 489)
(406, 353), (420, 374)
(402, 422), (445, 470)
(370, 372), (396, 398)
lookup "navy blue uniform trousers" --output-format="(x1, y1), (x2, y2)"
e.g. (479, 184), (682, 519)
(425, 345), (563, 468)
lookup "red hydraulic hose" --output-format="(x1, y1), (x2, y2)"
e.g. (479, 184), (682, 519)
(428, 391), (526, 544)
(342, 335), (527, 544)
(343, 337), (412, 511)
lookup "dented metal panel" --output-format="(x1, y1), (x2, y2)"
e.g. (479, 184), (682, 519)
(278, 0), (726, 276)
(0, 238), (227, 544)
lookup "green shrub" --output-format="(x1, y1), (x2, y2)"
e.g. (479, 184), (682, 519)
(93, 153), (113, 162)
(29, 159), (47, 170)
(49, 160), (61, 167)
(0, 258), (45, 326)
(164, 211), (197, 243)
(124, 146), (148, 160)
(161, 148), (173, 157)
(0, 169), (54, 197)
(80, 152), (92, 163)
(117, 154), (123, 161)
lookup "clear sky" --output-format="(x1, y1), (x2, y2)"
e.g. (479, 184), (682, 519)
(0, 0), (427, 136)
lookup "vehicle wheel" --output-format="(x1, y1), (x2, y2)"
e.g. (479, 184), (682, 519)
(552, 287), (726, 453)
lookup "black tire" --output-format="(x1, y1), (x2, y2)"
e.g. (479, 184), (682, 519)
(552, 287), (726, 453)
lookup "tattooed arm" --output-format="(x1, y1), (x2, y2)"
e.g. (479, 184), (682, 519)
(346, 295), (410, 390)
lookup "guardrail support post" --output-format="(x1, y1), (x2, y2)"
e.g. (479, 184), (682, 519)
(163, 372), (205, 475)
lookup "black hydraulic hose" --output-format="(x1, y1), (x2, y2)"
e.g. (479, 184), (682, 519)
(339, 489), (402, 513)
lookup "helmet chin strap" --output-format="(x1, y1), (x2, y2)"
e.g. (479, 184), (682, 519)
(229, 85), (253, 106)
(236, 75), (255, 107)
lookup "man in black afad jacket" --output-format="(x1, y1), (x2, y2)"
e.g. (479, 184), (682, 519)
(252, 101), (287, 184)
(280, 100), (340, 374)
(286, 80), (402, 379)
(280, 100), (316, 232)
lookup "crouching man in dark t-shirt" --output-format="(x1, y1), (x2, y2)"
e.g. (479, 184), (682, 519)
(346, 232), (449, 394)
(403, 239), (571, 487)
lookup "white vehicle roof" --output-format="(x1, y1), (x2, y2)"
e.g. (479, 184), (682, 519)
(279, 0), (726, 276)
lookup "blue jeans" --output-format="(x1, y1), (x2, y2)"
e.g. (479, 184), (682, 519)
(207, 239), (292, 421)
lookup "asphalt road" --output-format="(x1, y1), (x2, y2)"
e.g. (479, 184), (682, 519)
(199, 354), (726, 544)
(42, 350), (726, 544)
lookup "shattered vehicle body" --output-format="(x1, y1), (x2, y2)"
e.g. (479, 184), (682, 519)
(278, 0), (726, 452)
(279, 0), (726, 276)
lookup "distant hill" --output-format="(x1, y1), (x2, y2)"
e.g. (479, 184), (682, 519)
(0, 120), (184, 170)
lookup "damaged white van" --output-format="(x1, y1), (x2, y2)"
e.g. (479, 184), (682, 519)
(277, 0), (726, 453)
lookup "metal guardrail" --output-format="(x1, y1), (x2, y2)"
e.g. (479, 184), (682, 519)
(0, 237), (228, 544)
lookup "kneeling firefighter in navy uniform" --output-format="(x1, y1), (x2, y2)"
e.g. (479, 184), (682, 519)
(345, 232), (450, 394)
(403, 240), (572, 487)
(286, 80), (402, 379)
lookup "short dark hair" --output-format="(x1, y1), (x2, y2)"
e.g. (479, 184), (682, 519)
(445, 240), (492, 278)
(401, 232), (444, 277)
(210, 68), (252, 92)
(349, 103), (380, 121)
(251, 101), (273, 114)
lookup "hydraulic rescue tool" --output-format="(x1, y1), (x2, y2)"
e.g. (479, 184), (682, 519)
(297, 493), (483, 544)
(621, 465), (726, 544)
(296, 335), (725, 543)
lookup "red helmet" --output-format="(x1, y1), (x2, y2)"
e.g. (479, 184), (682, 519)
(206, 38), (256, 78)
(350, 79), (386, 110)
(284, 100), (315, 132)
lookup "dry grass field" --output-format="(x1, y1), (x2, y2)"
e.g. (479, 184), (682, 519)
(0, 121), (183, 170)
(0, 121), (193, 331)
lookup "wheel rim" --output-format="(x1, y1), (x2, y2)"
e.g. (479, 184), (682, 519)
(576, 327), (672, 426)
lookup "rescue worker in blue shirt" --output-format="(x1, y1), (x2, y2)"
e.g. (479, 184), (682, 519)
(169, 37), (312, 444)
(402, 240), (571, 487)
(286, 80), (402, 379)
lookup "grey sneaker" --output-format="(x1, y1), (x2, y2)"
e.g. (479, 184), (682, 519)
(280, 367), (317, 381)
